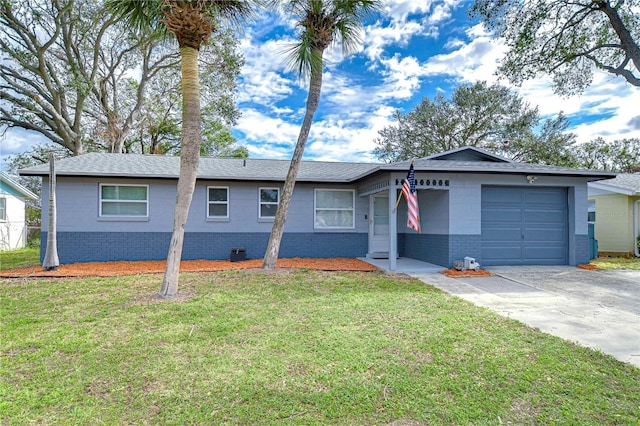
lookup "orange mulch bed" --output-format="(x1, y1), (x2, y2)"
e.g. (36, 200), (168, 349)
(442, 268), (494, 278)
(577, 263), (603, 270)
(0, 257), (380, 278)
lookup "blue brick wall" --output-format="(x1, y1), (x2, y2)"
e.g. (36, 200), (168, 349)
(574, 234), (590, 266)
(400, 233), (450, 267)
(399, 234), (482, 268)
(41, 232), (171, 263)
(41, 231), (368, 263)
(448, 235), (482, 266)
(40, 230), (585, 266)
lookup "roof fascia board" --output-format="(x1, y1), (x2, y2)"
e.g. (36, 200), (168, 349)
(0, 172), (37, 199)
(588, 181), (636, 196)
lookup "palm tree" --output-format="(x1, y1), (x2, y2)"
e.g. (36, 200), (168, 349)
(262, 0), (382, 269)
(108, 0), (255, 296)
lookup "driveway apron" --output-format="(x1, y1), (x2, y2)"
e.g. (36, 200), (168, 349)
(413, 266), (640, 368)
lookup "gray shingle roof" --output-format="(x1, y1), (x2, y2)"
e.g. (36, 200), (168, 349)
(18, 153), (379, 182)
(589, 173), (640, 195)
(376, 158), (617, 179)
(19, 151), (617, 182)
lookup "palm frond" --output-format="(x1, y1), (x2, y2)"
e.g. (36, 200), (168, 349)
(279, 0), (382, 79)
(107, 0), (264, 35)
(204, 0), (261, 28)
(106, 0), (165, 33)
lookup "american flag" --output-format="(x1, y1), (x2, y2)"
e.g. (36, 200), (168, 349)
(402, 163), (421, 233)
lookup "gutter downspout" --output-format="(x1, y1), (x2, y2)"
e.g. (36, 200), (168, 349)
(634, 200), (639, 258)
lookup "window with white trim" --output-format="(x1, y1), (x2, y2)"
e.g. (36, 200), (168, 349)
(259, 187), (279, 218)
(207, 186), (229, 218)
(100, 184), (148, 217)
(314, 189), (355, 229)
(0, 197), (5, 221)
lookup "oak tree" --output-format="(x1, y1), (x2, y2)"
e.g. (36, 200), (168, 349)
(373, 81), (566, 164)
(471, 0), (640, 95)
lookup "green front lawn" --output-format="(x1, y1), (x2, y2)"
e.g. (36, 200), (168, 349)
(0, 246), (39, 270)
(592, 256), (640, 270)
(2, 270), (638, 425)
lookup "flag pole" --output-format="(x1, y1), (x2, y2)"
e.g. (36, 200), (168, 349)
(394, 191), (404, 209)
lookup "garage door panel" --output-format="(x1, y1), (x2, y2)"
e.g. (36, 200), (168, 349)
(484, 209), (522, 223)
(483, 227), (522, 242)
(482, 186), (568, 266)
(524, 190), (566, 204)
(483, 244), (523, 262)
(524, 246), (567, 262)
(483, 188), (522, 204)
(523, 209), (565, 223)
(523, 228), (566, 242)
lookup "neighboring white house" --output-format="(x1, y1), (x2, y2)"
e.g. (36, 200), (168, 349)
(0, 172), (37, 251)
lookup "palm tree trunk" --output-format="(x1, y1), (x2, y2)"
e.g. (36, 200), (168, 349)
(263, 62), (324, 270)
(43, 153), (59, 271)
(160, 46), (201, 296)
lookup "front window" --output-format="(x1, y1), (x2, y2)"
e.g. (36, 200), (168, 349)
(100, 184), (148, 217)
(0, 197), (5, 221)
(315, 189), (355, 229)
(259, 188), (279, 218)
(208, 187), (229, 218)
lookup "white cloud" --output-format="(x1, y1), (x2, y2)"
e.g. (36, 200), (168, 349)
(383, 0), (460, 24)
(246, 143), (292, 159)
(0, 129), (47, 170)
(364, 20), (425, 62)
(516, 69), (640, 142)
(628, 116), (640, 130)
(302, 104), (397, 162)
(363, 1), (462, 63)
(425, 0), (460, 26)
(443, 37), (465, 50)
(235, 108), (300, 148)
(236, 34), (297, 106)
(378, 55), (426, 100)
(304, 122), (385, 163)
(421, 25), (505, 84)
(419, 22), (640, 144)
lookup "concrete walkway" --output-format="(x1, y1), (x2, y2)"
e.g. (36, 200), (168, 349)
(359, 257), (446, 274)
(363, 258), (640, 368)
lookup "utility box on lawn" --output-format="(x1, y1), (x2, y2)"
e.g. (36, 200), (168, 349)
(230, 247), (247, 262)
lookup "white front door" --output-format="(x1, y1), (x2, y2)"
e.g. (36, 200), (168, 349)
(369, 194), (389, 255)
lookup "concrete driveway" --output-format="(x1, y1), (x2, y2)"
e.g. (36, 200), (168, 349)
(414, 266), (640, 368)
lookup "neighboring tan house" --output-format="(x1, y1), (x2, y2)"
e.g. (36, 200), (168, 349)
(588, 174), (640, 257)
(20, 147), (615, 269)
(0, 172), (37, 251)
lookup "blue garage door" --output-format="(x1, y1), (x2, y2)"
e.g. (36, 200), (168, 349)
(481, 186), (568, 266)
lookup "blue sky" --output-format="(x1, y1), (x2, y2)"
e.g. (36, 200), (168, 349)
(2, 0), (639, 167)
(232, 0), (640, 162)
